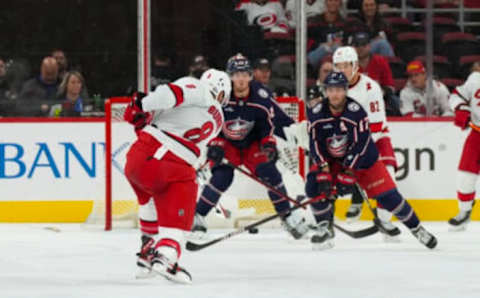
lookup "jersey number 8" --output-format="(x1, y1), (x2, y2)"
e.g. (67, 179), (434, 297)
(183, 121), (214, 144)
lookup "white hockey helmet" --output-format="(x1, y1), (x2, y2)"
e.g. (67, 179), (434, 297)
(333, 46), (359, 81)
(201, 68), (232, 106)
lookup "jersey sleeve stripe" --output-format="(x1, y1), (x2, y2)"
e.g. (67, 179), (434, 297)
(167, 83), (185, 107)
(369, 122), (383, 133)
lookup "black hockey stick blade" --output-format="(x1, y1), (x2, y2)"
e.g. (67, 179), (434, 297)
(333, 223), (379, 239)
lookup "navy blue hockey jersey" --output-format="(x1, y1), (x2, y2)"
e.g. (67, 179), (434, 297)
(221, 80), (280, 148)
(307, 97), (379, 170)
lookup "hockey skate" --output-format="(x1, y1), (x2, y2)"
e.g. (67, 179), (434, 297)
(448, 201), (475, 231)
(372, 208), (401, 242)
(151, 253), (192, 284)
(411, 225), (438, 249)
(345, 203), (362, 223)
(311, 220), (335, 250)
(281, 209), (309, 239)
(135, 235), (156, 279)
(190, 213), (208, 239)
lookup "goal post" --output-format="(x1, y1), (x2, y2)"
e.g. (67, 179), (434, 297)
(99, 96), (307, 230)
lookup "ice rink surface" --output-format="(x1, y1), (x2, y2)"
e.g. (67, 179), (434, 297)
(1, 222), (480, 298)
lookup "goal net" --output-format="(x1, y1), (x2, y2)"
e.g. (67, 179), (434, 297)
(91, 96), (306, 230)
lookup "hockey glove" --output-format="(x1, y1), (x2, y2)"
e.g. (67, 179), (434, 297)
(336, 171), (356, 196)
(123, 92), (151, 130)
(260, 137), (278, 162)
(305, 170), (333, 199)
(454, 104), (471, 130)
(206, 138), (226, 167)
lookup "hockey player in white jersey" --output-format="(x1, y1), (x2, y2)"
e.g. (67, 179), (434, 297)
(448, 68), (480, 230)
(333, 46), (400, 239)
(123, 69), (231, 284)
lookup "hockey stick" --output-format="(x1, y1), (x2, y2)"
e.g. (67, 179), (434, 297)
(186, 196), (322, 251)
(355, 183), (398, 236)
(224, 162), (307, 209)
(227, 161), (378, 239)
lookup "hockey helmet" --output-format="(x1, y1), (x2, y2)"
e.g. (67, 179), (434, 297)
(201, 68), (232, 106)
(226, 53), (252, 76)
(333, 46), (358, 64)
(324, 71), (349, 89)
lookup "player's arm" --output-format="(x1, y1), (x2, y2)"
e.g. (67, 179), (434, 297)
(342, 115), (373, 170)
(308, 120), (329, 167)
(367, 83), (389, 139)
(449, 77), (473, 129)
(141, 83), (186, 112)
(399, 88), (416, 117)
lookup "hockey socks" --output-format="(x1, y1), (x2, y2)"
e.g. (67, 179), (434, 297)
(196, 165), (234, 217)
(310, 200), (334, 223)
(376, 189), (420, 229)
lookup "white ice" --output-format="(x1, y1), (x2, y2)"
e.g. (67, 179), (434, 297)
(1, 222), (480, 298)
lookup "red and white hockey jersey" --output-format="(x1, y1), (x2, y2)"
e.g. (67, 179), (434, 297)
(236, 0), (289, 31)
(450, 72), (480, 130)
(347, 73), (397, 167)
(140, 77), (224, 167)
(347, 73), (389, 142)
(400, 80), (453, 117)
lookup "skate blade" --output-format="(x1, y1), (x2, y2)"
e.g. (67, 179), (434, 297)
(448, 224), (467, 232)
(152, 263), (192, 285)
(312, 240), (334, 251)
(382, 234), (402, 243)
(135, 268), (155, 279)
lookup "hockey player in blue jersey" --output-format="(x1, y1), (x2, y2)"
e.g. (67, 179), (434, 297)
(192, 54), (309, 239)
(305, 71), (437, 250)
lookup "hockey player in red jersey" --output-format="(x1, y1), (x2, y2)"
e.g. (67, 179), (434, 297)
(333, 46), (401, 240)
(448, 68), (480, 230)
(306, 71), (437, 250)
(123, 69), (231, 284)
(192, 54), (309, 239)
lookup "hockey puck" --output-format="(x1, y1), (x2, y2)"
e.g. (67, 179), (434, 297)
(248, 227), (259, 234)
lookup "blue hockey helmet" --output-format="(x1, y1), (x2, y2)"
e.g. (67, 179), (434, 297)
(323, 71), (349, 89)
(226, 53), (252, 75)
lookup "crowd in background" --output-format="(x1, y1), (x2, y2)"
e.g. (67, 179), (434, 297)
(0, 0), (479, 117)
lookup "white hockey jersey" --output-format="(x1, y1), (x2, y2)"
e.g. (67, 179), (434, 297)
(399, 80), (453, 117)
(285, 0), (324, 27)
(140, 77), (224, 167)
(236, 0), (289, 31)
(347, 73), (389, 142)
(450, 72), (480, 129)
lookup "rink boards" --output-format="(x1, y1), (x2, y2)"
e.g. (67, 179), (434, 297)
(0, 117), (478, 222)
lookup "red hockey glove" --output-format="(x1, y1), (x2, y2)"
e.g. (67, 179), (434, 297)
(260, 136), (278, 162)
(336, 171), (356, 196)
(454, 104), (471, 130)
(123, 92), (150, 130)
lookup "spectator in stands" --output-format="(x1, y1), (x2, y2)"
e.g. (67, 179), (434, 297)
(355, 0), (394, 57)
(151, 51), (175, 89)
(308, 29), (344, 68)
(307, 57), (333, 107)
(235, 0), (289, 33)
(253, 57), (272, 86)
(308, 0), (345, 42)
(50, 71), (87, 117)
(0, 58), (10, 100)
(472, 60), (480, 72)
(400, 60), (453, 117)
(19, 56), (60, 101)
(285, 0), (324, 28)
(51, 49), (68, 81)
(189, 55), (209, 79)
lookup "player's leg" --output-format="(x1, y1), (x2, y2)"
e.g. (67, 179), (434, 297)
(356, 161), (437, 249)
(246, 142), (308, 239)
(152, 174), (197, 284)
(345, 187), (364, 222)
(449, 130), (480, 230)
(193, 141), (239, 233)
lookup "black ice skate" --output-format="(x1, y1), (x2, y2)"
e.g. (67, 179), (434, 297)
(191, 213), (207, 234)
(311, 220), (335, 250)
(151, 253), (192, 284)
(411, 225), (438, 249)
(448, 201), (475, 231)
(372, 208), (401, 239)
(135, 235), (156, 279)
(345, 203), (362, 223)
